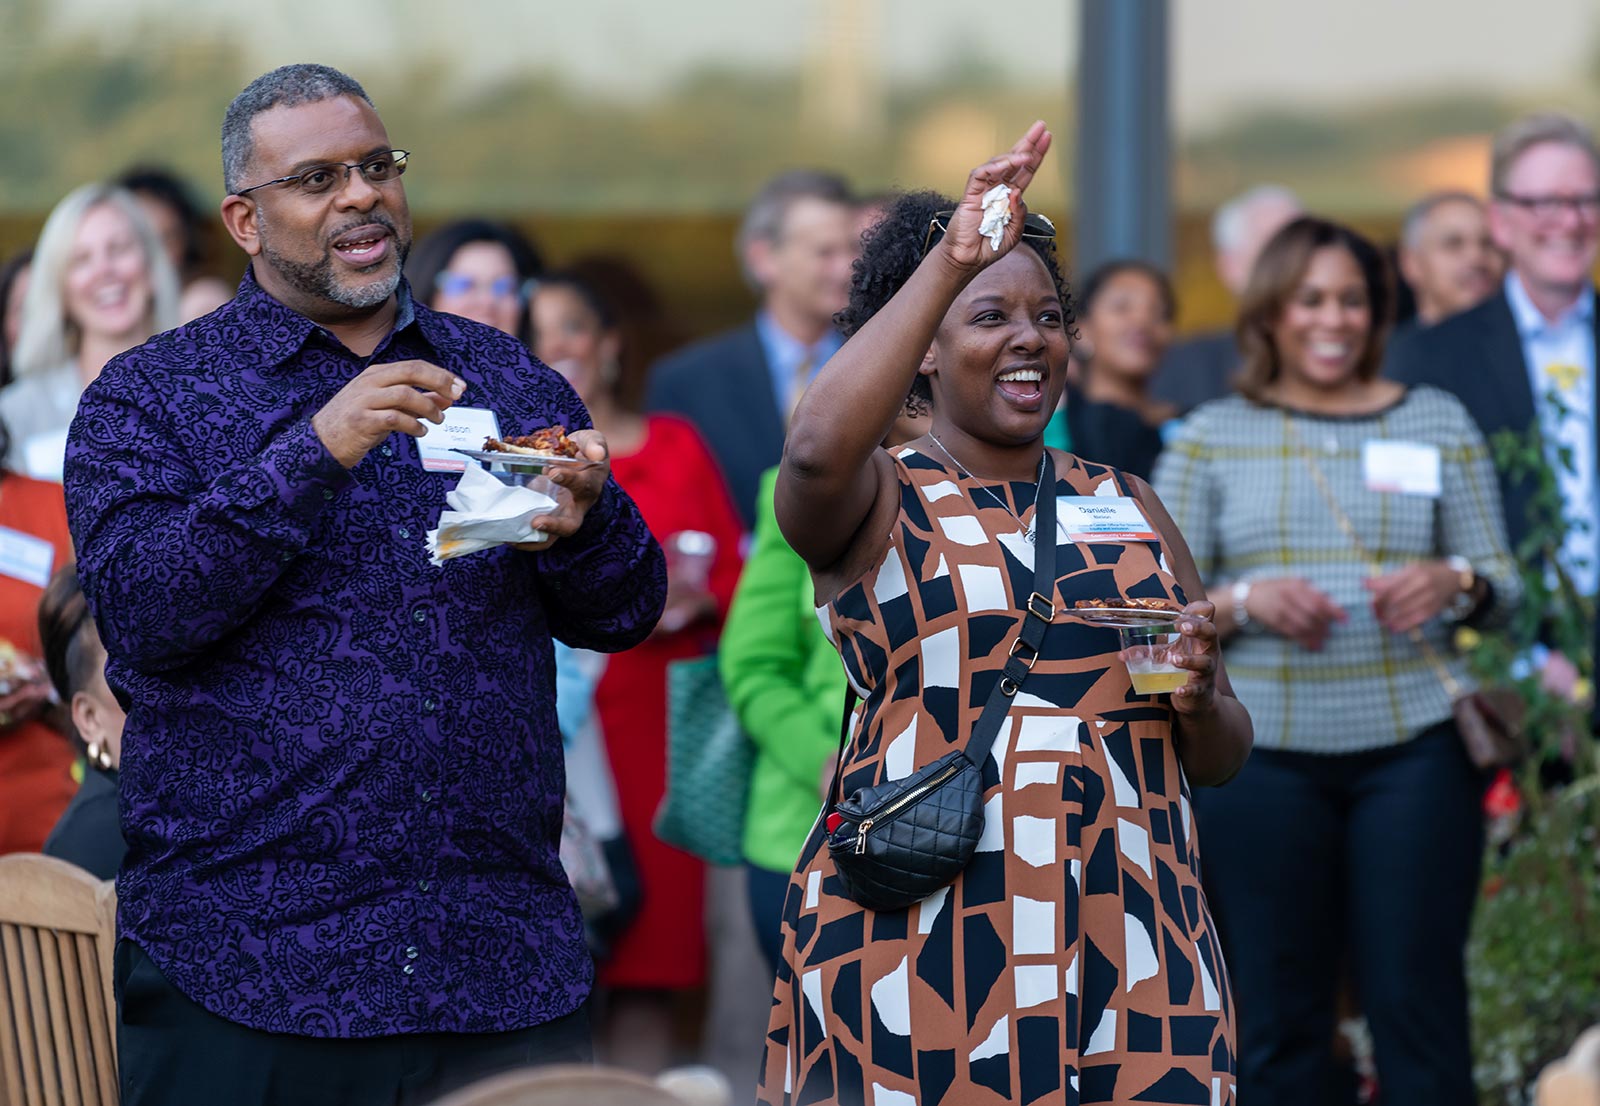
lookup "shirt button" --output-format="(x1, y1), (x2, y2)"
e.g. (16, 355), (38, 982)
(412, 608), (427, 624)
(421, 789), (434, 803)
(381, 445), (393, 457)
(399, 527), (410, 539)
(417, 879), (431, 892)
(422, 697), (437, 714)
(402, 964), (415, 976)
(405, 946), (419, 959)
(322, 488), (335, 500)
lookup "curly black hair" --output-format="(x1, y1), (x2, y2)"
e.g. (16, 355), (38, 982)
(835, 189), (1075, 412)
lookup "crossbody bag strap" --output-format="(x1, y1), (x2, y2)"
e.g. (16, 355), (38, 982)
(962, 450), (1058, 763)
(826, 450), (1060, 809)
(1282, 416), (1464, 698)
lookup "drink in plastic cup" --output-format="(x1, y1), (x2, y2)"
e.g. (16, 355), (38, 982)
(1118, 624), (1190, 696)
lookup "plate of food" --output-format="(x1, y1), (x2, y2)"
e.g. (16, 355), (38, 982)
(1066, 597), (1185, 628)
(453, 427), (599, 474)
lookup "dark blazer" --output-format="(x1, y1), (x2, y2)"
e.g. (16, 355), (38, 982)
(1387, 287), (1600, 723)
(42, 766), (125, 881)
(1385, 289), (1548, 554)
(1149, 329), (1240, 415)
(645, 322), (782, 531)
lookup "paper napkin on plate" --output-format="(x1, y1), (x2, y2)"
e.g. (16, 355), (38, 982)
(426, 463), (559, 565)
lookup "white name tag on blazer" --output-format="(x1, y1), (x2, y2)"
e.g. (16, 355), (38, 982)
(1058, 496), (1160, 542)
(1362, 439), (1441, 498)
(415, 406), (503, 473)
(0, 526), (55, 588)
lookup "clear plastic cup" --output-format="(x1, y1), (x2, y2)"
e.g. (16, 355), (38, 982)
(1118, 624), (1191, 696)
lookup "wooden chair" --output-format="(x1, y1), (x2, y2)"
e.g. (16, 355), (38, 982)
(0, 854), (118, 1106)
(427, 1064), (692, 1106)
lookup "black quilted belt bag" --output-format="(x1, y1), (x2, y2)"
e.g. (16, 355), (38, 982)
(824, 453), (1058, 912)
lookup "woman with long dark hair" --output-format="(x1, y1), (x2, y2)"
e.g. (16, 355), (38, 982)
(1154, 216), (1519, 1104)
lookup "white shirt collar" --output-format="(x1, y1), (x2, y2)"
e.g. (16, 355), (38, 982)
(1505, 271), (1595, 338)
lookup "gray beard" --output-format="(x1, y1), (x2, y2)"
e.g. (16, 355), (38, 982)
(258, 220), (407, 310)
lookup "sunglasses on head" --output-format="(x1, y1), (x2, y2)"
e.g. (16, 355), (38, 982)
(921, 209), (1057, 257)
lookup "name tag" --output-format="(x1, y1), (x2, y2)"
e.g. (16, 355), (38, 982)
(1362, 439), (1441, 498)
(0, 526), (55, 588)
(1058, 496), (1159, 543)
(415, 406), (503, 473)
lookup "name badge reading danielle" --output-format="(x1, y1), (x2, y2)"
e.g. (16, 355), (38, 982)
(1057, 497), (1160, 543)
(415, 406), (504, 473)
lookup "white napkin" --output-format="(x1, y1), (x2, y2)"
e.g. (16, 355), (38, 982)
(426, 463), (559, 565)
(979, 183), (1013, 252)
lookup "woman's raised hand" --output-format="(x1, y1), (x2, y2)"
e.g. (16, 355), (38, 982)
(933, 121), (1053, 273)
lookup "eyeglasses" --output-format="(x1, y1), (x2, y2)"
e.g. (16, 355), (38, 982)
(922, 209), (1057, 257)
(435, 272), (520, 300)
(234, 150), (411, 199)
(1494, 190), (1600, 220)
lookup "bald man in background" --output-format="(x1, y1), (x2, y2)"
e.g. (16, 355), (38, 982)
(1394, 191), (1504, 340)
(1151, 184), (1303, 414)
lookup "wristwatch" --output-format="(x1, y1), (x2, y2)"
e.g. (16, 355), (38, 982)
(1230, 578), (1252, 631)
(1446, 555), (1478, 620)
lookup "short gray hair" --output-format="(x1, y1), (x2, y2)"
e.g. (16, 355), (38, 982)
(1490, 111), (1600, 197)
(1211, 184), (1302, 254)
(12, 184), (181, 379)
(222, 64), (373, 194)
(735, 169), (854, 287)
(1400, 190), (1484, 251)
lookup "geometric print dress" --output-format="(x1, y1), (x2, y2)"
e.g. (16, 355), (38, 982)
(756, 447), (1236, 1106)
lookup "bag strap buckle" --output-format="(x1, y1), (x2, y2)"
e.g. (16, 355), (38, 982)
(1007, 635), (1041, 671)
(1027, 592), (1056, 623)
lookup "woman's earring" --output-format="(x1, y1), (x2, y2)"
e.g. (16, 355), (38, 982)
(87, 741), (112, 771)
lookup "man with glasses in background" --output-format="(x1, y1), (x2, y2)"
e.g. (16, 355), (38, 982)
(1390, 111), (1600, 717)
(64, 63), (666, 1106)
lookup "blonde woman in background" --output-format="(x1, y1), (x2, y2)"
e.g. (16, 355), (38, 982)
(2, 183), (179, 480)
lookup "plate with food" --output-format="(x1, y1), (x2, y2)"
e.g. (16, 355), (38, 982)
(453, 427), (599, 474)
(1065, 597), (1185, 628)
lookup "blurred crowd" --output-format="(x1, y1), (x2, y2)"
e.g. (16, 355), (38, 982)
(0, 83), (1595, 1105)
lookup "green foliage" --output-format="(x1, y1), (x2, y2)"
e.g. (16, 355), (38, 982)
(1465, 417), (1600, 1104)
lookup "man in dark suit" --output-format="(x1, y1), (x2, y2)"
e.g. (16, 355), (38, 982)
(1151, 184), (1301, 414)
(646, 171), (856, 528)
(1388, 111), (1600, 711)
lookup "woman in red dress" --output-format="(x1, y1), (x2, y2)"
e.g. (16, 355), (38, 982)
(0, 426), (76, 854)
(533, 270), (745, 1072)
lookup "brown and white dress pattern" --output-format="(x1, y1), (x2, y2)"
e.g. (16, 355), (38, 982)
(757, 448), (1236, 1106)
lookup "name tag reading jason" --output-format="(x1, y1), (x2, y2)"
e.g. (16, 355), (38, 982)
(1058, 497), (1159, 543)
(0, 526), (55, 588)
(415, 406), (503, 473)
(1362, 439), (1441, 498)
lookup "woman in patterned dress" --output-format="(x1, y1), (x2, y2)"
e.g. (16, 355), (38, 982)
(759, 125), (1254, 1105)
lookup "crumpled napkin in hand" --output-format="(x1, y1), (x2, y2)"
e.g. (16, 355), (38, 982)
(426, 463), (559, 565)
(979, 183), (1013, 252)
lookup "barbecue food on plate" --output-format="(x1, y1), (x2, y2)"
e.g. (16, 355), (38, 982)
(482, 426), (582, 458)
(1072, 598), (1181, 612)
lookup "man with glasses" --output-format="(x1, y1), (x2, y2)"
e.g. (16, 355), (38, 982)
(1390, 111), (1600, 718)
(63, 64), (666, 1106)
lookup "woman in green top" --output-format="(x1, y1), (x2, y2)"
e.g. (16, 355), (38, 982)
(722, 412), (925, 972)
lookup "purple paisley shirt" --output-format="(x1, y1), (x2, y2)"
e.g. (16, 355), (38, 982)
(63, 271), (665, 1038)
